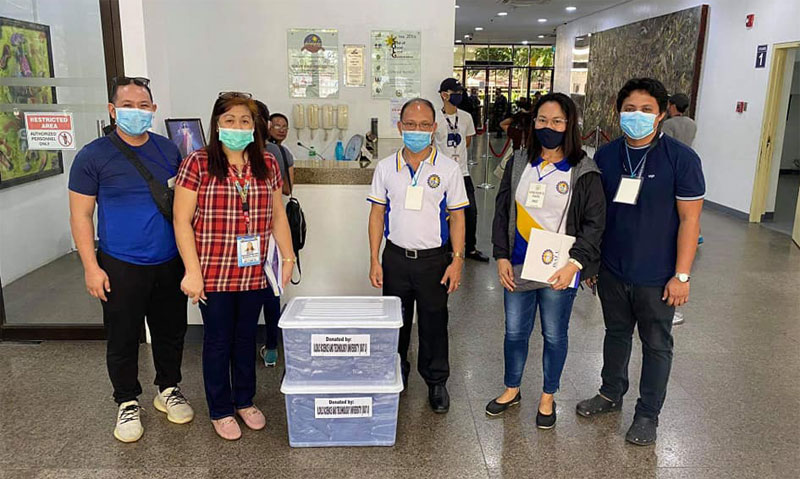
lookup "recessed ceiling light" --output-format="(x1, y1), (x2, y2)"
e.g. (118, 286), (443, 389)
(498, 12), (508, 16)
(588, 33), (592, 37)
(538, 18), (547, 23)
(475, 27), (483, 31)
(455, 39), (462, 43)
(464, 34), (470, 38)
(538, 35), (545, 39)
(455, 4), (459, 8)
(566, 6), (577, 12)
(521, 40), (529, 45)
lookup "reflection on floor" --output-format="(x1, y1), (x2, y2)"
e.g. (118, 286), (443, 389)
(1, 134), (800, 478)
(762, 172), (799, 236)
(3, 251), (101, 325)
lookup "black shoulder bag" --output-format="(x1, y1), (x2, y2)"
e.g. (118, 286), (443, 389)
(275, 144), (306, 285)
(108, 132), (174, 222)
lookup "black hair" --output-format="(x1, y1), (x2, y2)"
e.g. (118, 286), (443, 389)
(269, 113), (288, 124)
(110, 83), (153, 103)
(615, 78), (669, 113)
(399, 98), (435, 122)
(254, 100), (270, 142)
(206, 96), (270, 182)
(527, 92), (585, 166)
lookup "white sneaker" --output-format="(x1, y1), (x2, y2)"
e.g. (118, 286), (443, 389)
(114, 400), (144, 443)
(153, 386), (194, 424)
(673, 311), (685, 326)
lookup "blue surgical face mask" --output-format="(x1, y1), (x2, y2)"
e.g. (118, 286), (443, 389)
(115, 107), (153, 136)
(218, 127), (254, 151)
(402, 131), (432, 153)
(620, 111), (657, 140)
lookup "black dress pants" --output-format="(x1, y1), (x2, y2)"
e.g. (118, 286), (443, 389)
(97, 251), (187, 404)
(464, 176), (478, 253)
(382, 245), (450, 386)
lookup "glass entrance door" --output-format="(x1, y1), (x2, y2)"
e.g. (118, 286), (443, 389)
(0, 0), (111, 338)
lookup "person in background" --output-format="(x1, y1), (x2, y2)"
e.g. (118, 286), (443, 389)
(173, 92), (294, 440)
(500, 97), (533, 151)
(68, 76), (193, 443)
(488, 93), (605, 429)
(492, 88), (509, 138)
(576, 78), (704, 446)
(253, 101), (294, 367)
(661, 92), (701, 325)
(434, 78), (488, 262)
(368, 98), (467, 414)
(468, 87), (482, 130)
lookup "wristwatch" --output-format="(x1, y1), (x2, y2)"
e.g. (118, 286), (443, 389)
(675, 273), (691, 283)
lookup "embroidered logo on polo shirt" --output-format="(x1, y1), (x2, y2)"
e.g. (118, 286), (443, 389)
(427, 174), (441, 189)
(542, 249), (554, 265)
(556, 181), (569, 195)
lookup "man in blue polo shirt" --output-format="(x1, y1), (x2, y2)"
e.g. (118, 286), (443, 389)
(69, 77), (193, 443)
(576, 78), (704, 446)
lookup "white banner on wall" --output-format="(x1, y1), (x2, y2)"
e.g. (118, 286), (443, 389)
(371, 30), (421, 99)
(288, 29), (339, 98)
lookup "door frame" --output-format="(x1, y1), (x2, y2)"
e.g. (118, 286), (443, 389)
(749, 41), (800, 229)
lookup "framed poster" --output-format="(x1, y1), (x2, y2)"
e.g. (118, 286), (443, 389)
(165, 118), (206, 159)
(343, 44), (365, 87)
(0, 17), (62, 190)
(371, 31), (421, 99)
(288, 29), (339, 99)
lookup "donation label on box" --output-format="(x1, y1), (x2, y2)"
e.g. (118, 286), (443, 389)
(311, 334), (371, 356)
(314, 397), (373, 419)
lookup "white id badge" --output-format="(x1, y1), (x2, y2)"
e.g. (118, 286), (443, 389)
(525, 183), (547, 208)
(236, 235), (261, 267)
(613, 176), (643, 205)
(167, 176), (176, 189)
(405, 185), (424, 210)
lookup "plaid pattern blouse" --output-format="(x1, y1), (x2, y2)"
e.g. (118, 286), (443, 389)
(176, 149), (282, 292)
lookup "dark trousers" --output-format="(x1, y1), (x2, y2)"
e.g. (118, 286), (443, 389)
(97, 251), (187, 404)
(262, 293), (281, 350)
(464, 176), (478, 253)
(199, 289), (265, 419)
(597, 268), (675, 420)
(382, 245), (450, 386)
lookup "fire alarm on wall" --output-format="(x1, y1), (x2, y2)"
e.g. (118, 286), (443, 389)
(746, 14), (755, 28)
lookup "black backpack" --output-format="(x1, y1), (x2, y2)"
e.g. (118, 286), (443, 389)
(275, 144), (306, 285)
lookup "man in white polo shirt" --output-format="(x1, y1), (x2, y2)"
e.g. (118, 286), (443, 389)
(368, 98), (468, 414)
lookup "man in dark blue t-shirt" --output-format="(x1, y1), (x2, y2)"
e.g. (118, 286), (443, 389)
(68, 77), (193, 443)
(575, 78), (704, 446)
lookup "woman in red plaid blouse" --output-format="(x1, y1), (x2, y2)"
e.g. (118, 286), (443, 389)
(173, 93), (295, 441)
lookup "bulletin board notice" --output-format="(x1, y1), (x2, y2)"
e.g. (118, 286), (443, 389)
(371, 31), (421, 99)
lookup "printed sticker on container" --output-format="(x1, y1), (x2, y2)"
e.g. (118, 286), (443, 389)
(310, 334), (370, 356)
(314, 397), (373, 418)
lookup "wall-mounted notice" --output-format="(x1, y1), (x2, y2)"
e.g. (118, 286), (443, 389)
(344, 44), (365, 87)
(288, 29), (339, 98)
(390, 98), (407, 129)
(371, 30), (421, 99)
(24, 112), (75, 150)
(755, 44), (767, 69)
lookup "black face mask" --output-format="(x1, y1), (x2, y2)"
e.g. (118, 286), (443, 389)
(535, 127), (564, 149)
(448, 93), (463, 106)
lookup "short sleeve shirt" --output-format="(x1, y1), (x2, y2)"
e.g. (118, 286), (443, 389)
(176, 149), (283, 292)
(367, 147), (469, 250)
(433, 108), (476, 176)
(265, 142), (294, 188)
(68, 132), (180, 265)
(595, 134), (705, 286)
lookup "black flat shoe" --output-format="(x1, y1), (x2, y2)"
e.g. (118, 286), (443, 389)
(576, 394), (622, 418)
(485, 391), (521, 416)
(428, 384), (450, 414)
(536, 401), (557, 429)
(466, 250), (490, 262)
(626, 416), (658, 446)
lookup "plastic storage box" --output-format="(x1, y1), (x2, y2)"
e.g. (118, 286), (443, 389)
(278, 297), (402, 384)
(281, 354), (404, 447)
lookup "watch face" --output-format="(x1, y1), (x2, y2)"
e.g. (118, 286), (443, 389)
(677, 273), (690, 282)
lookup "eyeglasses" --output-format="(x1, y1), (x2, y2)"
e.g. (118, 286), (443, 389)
(271, 125), (289, 131)
(401, 121), (434, 130)
(534, 117), (568, 128)
(218, 91), (253, 99)
(112, 76), (151, 88)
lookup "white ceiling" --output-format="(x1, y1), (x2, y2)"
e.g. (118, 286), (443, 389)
(454, 0), (632, 45)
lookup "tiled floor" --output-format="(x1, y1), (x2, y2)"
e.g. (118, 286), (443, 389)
(1, 136), (800, 478)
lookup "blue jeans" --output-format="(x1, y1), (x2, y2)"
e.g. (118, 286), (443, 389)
(503, 287), (577, 393)
(199, 289), (266, 420)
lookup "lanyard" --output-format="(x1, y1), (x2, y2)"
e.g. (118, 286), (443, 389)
(408, 160), (425, 186)
(624, 145), (649, 178)
(137, 140), (175, 176)
(442, 110), (459, 132)
(230, 165), (252, 233)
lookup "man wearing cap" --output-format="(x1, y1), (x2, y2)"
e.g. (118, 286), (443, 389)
(434, 78), (489, 262)
(661, 93), (696, 147)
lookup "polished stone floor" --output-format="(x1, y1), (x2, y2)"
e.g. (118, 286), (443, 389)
(1, 136), (800, 478)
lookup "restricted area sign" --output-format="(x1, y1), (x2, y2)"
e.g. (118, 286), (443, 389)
(24, 112), (76, 150)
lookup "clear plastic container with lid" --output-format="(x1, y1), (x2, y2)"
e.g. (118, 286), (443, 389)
(278, 297), (402, 384)
(281, 354), (404, 447)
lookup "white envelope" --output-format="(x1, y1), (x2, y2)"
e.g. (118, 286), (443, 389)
(520, 228), (579, 288)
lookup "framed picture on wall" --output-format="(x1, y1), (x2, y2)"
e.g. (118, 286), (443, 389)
(165, 118), (206, 158)
(0, 16), (63, 190)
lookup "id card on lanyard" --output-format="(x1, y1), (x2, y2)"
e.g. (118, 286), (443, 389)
(613, 139), (656, 205)
(232, 166), (260, 267)
(405, 160), (425, 211)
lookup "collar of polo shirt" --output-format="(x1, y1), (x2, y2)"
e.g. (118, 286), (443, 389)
(396, 147), (438, 172)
